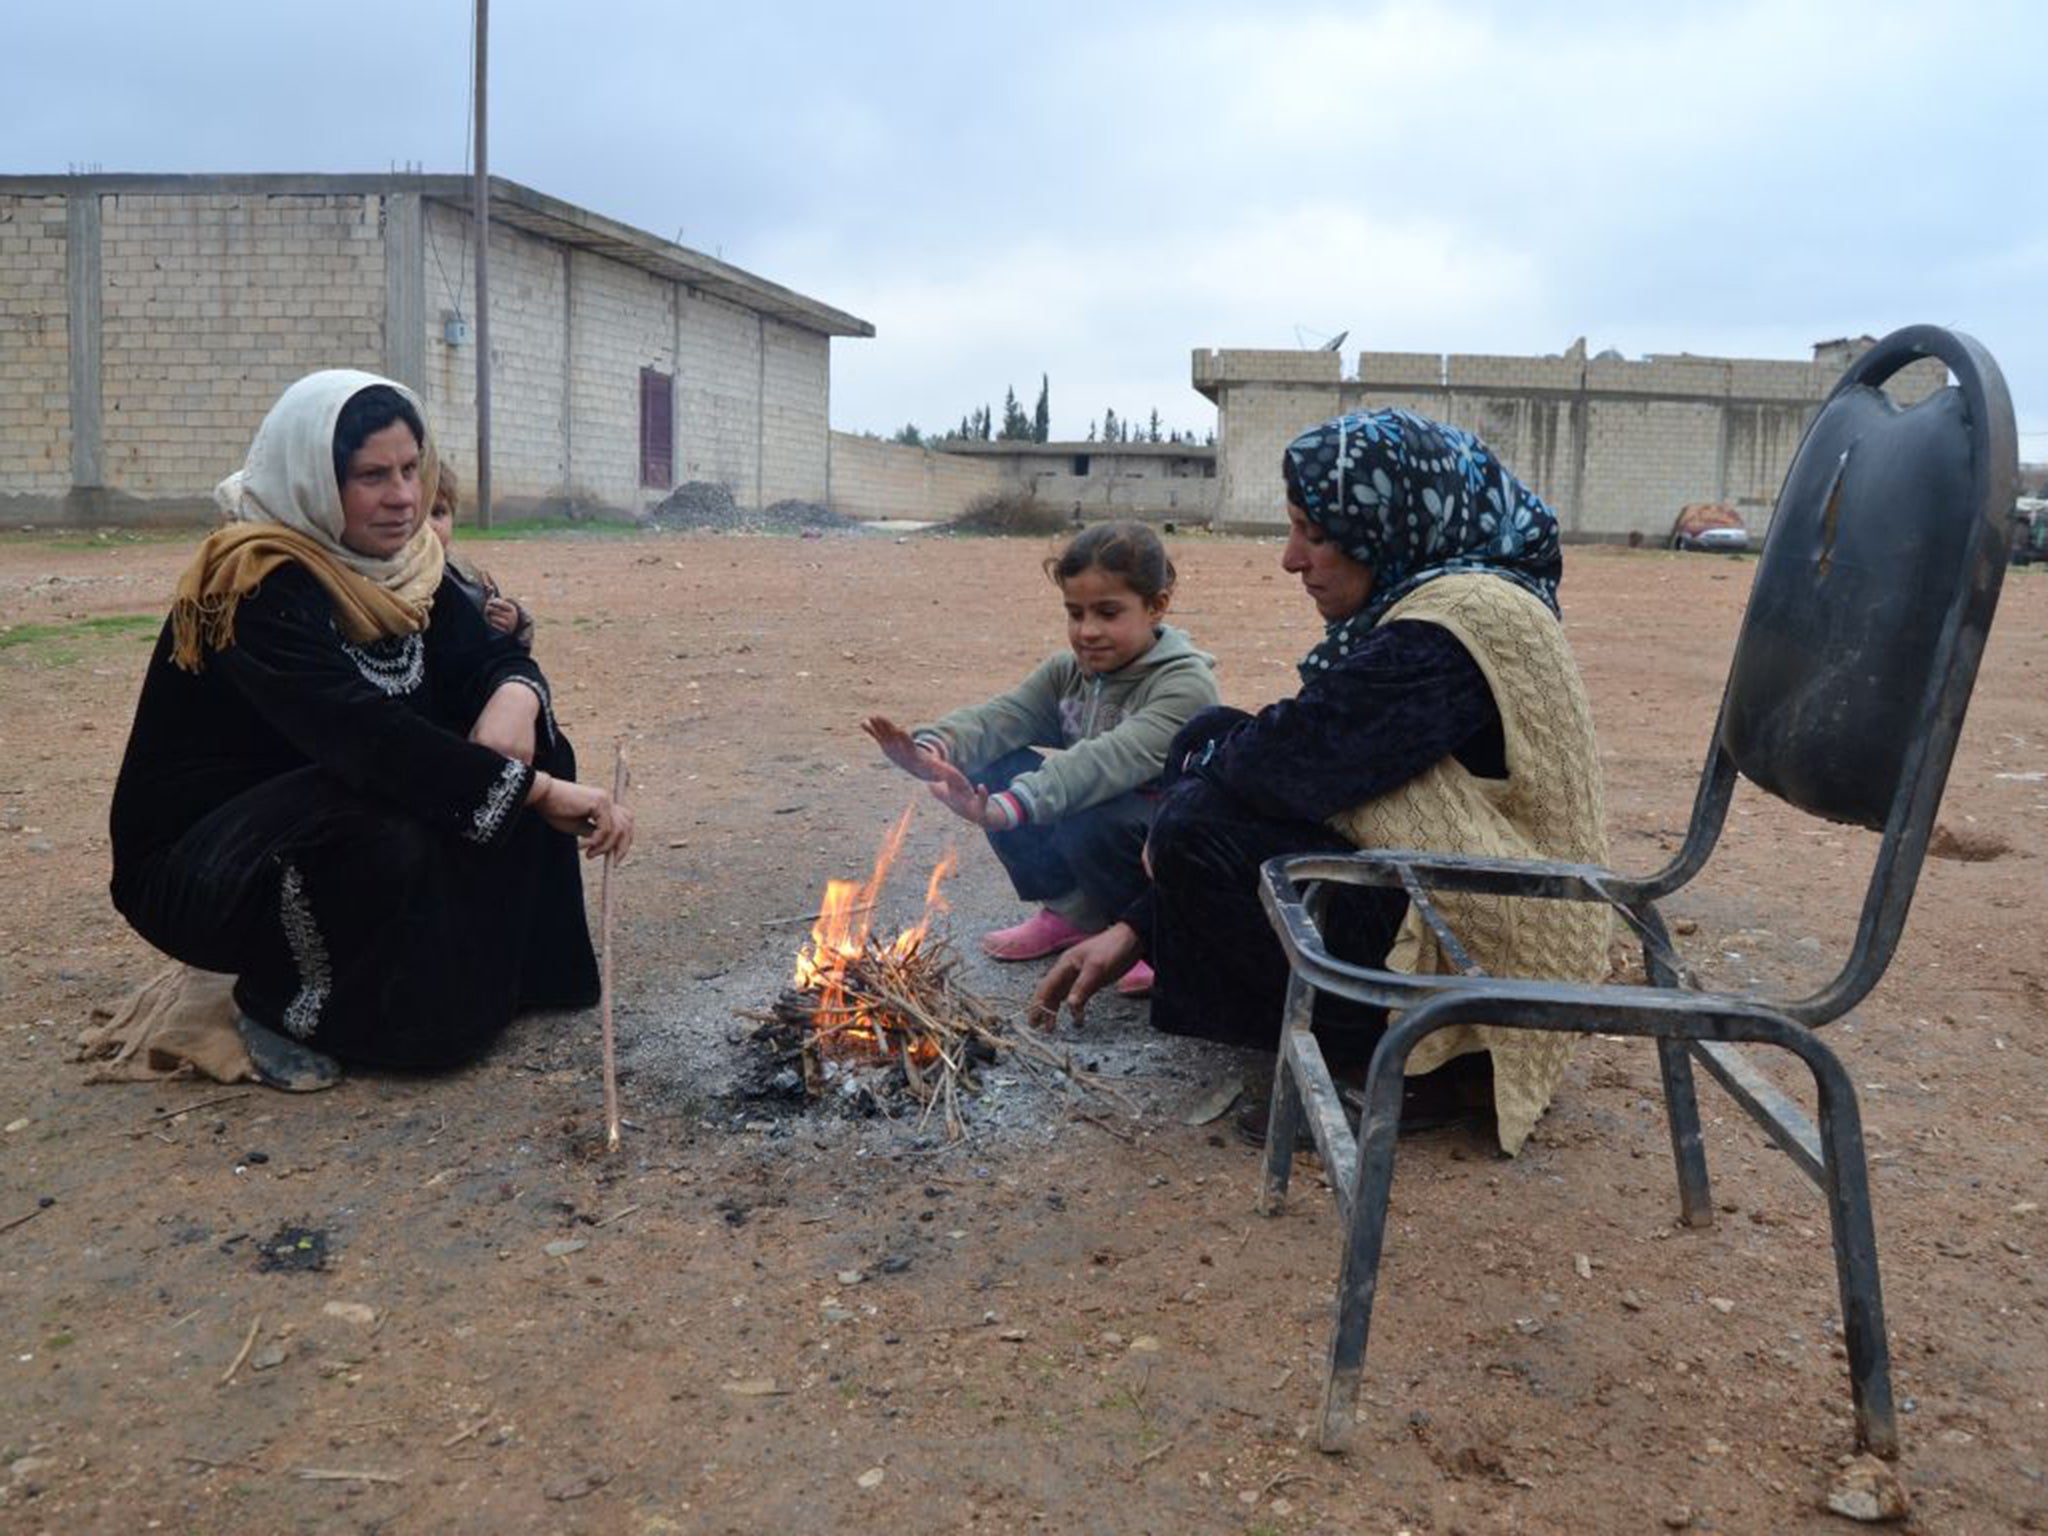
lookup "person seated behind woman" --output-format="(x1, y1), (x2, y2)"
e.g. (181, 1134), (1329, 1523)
(108, 369), (632, 1089)
(862, 520), (1218, 996)
(1032, 410), (1610, 1154)
(425, 463), (534, 650)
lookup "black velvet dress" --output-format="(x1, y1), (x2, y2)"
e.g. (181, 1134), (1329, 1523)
(1127, 621), (1505, 1065)
(109, 564), (598, 1069)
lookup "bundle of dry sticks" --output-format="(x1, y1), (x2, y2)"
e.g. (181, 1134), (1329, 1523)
(753, 930), (1123, 1140)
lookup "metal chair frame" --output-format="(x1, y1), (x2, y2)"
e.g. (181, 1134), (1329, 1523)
(1255, 325), (2019, 1455)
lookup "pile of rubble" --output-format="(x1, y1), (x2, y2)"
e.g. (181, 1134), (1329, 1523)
(648, 482), (856, 535)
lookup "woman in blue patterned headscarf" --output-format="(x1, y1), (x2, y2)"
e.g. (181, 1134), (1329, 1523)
(1032, 407), (1597, 1153)
(1282, 408), (1561, 678)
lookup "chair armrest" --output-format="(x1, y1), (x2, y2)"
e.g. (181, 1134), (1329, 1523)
(1267, 848), (1633, 905)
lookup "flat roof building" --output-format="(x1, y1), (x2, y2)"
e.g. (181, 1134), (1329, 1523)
(0, 173), (872, 523)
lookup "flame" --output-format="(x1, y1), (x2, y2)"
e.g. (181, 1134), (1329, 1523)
(791, 804), (958, 1058)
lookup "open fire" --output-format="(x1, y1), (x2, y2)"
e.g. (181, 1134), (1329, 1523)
(740, 803), (1125, 1140)
(754, 804), (1007, 1137)
(790, 804), (960, 1065)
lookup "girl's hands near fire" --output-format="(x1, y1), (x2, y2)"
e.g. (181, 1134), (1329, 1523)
(861, 716), (947, 782)
(924, 759), (1002, 827)
(528, 772), (635, 861)
(1029, 922), (1143, 1030)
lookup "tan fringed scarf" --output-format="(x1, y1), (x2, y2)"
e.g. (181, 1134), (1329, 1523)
(170, 521), (443, 671)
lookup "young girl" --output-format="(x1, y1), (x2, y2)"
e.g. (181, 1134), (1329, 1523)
(426, 464), (535, 650)
(862, 520), (1217, 997)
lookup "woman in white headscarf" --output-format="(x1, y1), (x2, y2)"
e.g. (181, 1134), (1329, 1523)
(109, 370), (631, 1088)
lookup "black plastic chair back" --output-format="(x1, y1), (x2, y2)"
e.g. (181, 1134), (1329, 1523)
(1721, 329), (2014, 831)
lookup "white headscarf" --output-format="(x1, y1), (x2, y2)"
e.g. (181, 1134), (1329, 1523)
(213, 368), (444, 599)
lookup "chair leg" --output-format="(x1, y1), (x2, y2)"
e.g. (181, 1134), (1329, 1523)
(1807, 1049), (1899, 1457)
(1260, 971), (1319, 1215)
(1317, 1054), (1405, 1452)
(1656, 1037), (1715, 1228)
(1260, 1038), (1306, 1216)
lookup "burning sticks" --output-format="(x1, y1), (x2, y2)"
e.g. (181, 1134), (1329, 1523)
(745, 802), (1132, 1139)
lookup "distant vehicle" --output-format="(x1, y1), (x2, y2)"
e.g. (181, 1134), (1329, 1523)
(2015, 498), (2048, 565)
(1669, 501), (1750, 553)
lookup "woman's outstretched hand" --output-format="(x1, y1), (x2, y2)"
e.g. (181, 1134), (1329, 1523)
(860, 716), (948, 782)
(1029, 922), (1143, 1031)
(528, 772), (635, 861)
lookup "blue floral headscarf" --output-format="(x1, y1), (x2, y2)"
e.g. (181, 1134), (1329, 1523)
(1283, 408), (1562, 681)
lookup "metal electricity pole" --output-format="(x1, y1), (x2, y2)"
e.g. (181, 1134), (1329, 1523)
(472, 0), (493, 528)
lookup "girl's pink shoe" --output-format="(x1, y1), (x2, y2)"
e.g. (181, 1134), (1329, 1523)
(1114, 960), (1155, 998)
(980, 908), (1097, 961)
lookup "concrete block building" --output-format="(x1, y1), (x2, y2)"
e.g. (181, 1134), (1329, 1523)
(1193, 337), (1944, 539)
(0, 173), (871, 523)
(933, 439), (1217, 522)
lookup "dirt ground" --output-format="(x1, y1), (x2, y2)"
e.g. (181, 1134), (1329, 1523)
(2, 526), (2044, 1535)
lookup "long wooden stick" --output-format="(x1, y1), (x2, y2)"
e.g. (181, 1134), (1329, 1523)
(599, 743), (628, 1152)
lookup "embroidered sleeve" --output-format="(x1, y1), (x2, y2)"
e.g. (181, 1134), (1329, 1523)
(466, 757), (535, 846)
(278, 863), (333, 1040)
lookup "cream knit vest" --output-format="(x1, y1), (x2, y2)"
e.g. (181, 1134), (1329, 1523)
(1328, 573), (1611, 1154)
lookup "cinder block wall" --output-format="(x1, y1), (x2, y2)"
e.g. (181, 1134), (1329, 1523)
(828, 434), (1004, 520)
(1193, 350), (1346, 531)
(762, 324), (829, 506)
(1202, 344), (1948, 538)
(420, 203), (570, 509)
(0, 196), (72, 500)
(99, 193), (386, 501)
(1020, 471), (1218, 522)
(419, 209), (828, 519)
(676, 289), (760, 497)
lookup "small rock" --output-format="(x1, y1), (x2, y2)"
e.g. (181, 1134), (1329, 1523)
(1825, 1454), (1910, 1522)
(544, 1469), (611, 1501)
(1128, 1336), (1161, 1353)
(820, 1306), (854, 1324)
(1514, 1317), (1543, 1335)
(998, 1328), (1028, 1342)
(245, 1151), (269, 1165)
(1707, 1296), (1736, 1314)
(720, 1377), (787, 1397)
(250, 1341), (289, 1371)
(322, 1302), (377, 1327)
(1662, 1505), (1694, 1529)
(544, 1239), (588, 1258)
(3, 1118), (28, 1134)
(836, 1270), (865, 1285)
(1620, 1290), (1646, 1311)
(1574, 1253), (1593, 1280)
(1673, 918), (1700, 935)
(856, 1467), (885, 1489)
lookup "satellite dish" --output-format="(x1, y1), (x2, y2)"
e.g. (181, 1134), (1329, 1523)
(1318, 330), (1349, 353)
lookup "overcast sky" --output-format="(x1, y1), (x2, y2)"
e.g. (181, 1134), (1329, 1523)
(7, 1), (2044, 454)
